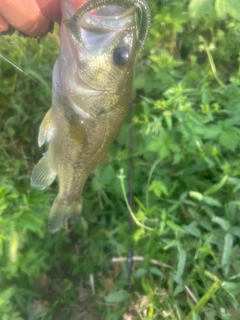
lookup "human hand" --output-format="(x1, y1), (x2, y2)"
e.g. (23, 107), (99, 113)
(0, 0), (88, 37)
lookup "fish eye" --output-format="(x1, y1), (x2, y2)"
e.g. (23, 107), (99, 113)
(112, 46), (130, 66)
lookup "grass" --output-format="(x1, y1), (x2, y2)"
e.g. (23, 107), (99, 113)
(1, 0), (240, 319)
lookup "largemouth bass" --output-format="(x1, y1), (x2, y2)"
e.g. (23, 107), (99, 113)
(31, 0), (151, 233)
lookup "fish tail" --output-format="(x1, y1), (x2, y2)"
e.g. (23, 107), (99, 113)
(48, 197), (82, 233)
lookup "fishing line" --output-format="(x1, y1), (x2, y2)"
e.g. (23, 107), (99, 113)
(0, 53), (42, 86)
(128, 100), (134, 294)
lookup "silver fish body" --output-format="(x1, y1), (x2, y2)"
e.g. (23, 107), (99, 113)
(31, 0), (150, 232)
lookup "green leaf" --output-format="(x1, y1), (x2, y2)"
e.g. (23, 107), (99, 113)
(221, 233), (233, 274)
(223, 117), (240, 128)
(166, 220), (186, 233)
(202, 196), (222, 207)
(219, 129), (239, 151)
(163, 111), (172, 130)
(189, 192), (222, 207)
(0, 287), (15, 307)
(174, 246), (186, 284)
(150, 267), (164, 278)
(172, 153), (183, 164)
(215, 0), (227, 16)
(133, 228), (145, 242)
(189, 0), (214, 17)
(141, 96), (156, 105)
(149, 180), (169, 197)
(216, 0), (240, 21)
(147, 139), (161, 152)
(204, 175), (228, 195)
(212, 216), (230, 231)
(204, 125), (222, 140)
(229, 226), (240, 238)
(133, 268), (147, 278)
(104, 290), (130, 303)
(223, 281), (240, 296)
(183, 222), (202, 237)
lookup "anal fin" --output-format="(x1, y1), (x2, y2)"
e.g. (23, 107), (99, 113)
(31, 154), (56, 190)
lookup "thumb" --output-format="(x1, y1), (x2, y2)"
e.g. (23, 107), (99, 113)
(0, 0), (50, 36)
(36, 0), (89, 23)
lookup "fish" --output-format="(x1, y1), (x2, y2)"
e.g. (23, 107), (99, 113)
(31, 0), (151, 233)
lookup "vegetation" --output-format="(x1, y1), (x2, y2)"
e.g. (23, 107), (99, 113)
(1, 0), (240, 318)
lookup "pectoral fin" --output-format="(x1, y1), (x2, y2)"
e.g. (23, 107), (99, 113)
(31, 154), (56, 190)
(38, 108), (55, 147)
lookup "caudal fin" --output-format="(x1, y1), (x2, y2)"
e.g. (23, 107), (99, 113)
(48, 197), (82, 233)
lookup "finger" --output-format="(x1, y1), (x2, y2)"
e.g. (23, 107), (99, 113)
(0, 15), (9, 32)
(0, 0), (51, 37)
(36, 0), (89, 23)
(36, 0), (61, 23)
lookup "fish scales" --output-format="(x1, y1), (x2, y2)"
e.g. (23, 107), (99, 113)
(31, 0), (151, 232)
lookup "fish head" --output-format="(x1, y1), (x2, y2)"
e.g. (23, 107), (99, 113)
(53, 0), (150, 118)
(68, 4), (137, 91)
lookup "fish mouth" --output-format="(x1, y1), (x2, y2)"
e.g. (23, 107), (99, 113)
(64, 5), (136, 55)
(80, 6), (136, 55)
(63, 0), (151, 53)
(80, 6), (136, 32)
